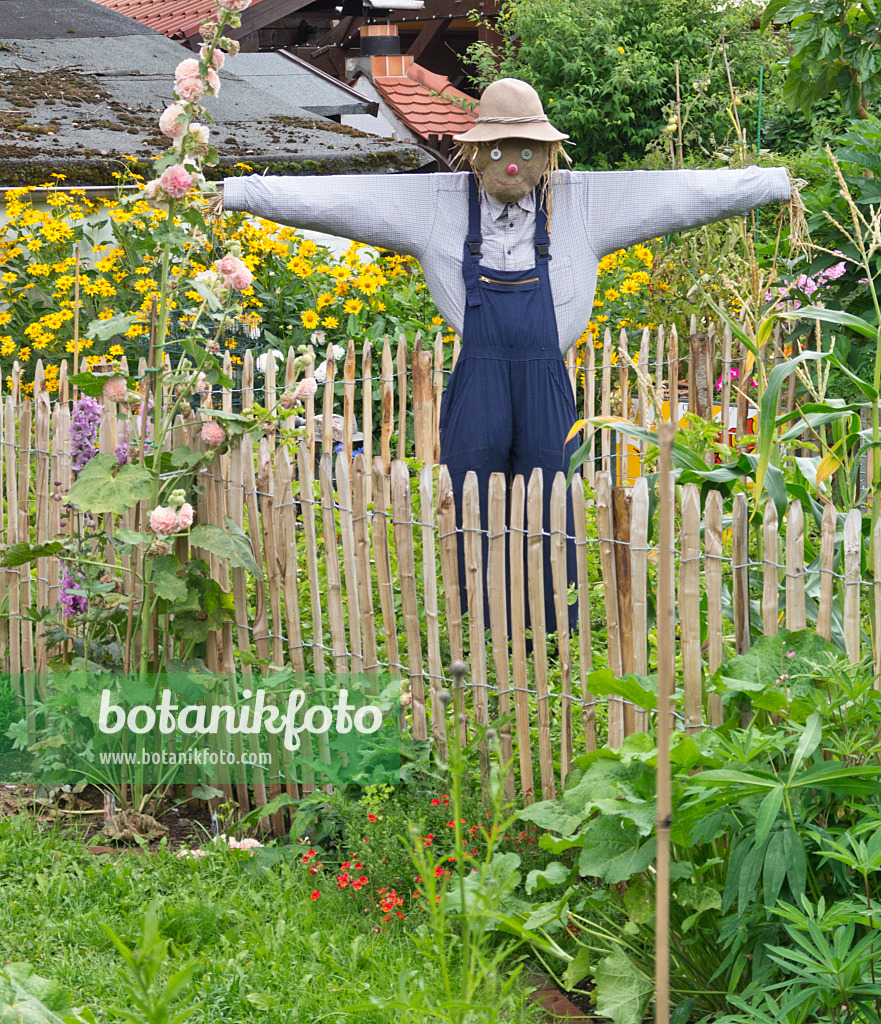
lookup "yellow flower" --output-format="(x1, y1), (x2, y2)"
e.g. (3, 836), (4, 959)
(300, 309), (320, 329)
(604, 289), (620, 302)
(322, 316), (339, 328)
(109, 344), (124, 356)
(0, 312), (11, 327)
(343, 298), (364, 315)
(316, 291), (335, 311)
(620, 279), (640, 295)
(18, 347), (31, 362)
(618, 46), (625, 54)
(0, 338), (14, 356)
(431, 316), (444, 326)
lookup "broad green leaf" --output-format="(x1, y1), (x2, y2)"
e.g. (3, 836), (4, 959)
(689, 768), (778, 791)
(525, 861), (571, 894)
(152, 569), (188, 603)
(1, 541), (63, 567)
(235, 793), (297, 832)
(777, 305), (879, 341)
(85, 313), (140, 343)
(68, 371), (128, 399)
(593, 949), (653, 1024)
(576, 818), (656, 884)
(189, 518), (263, 579)
(623, 876), (653, 925)
(519, 800), (583, 837)
(114, 529), (148, 548)
(755, 786), (784, 846)
(66, 456), (152, 516)
(562, 948), (592, 990)
(586, 669), (657, 713)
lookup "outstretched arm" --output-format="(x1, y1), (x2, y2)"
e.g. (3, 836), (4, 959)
(584, 166), (790, 257)
(221, 173), (442, 259)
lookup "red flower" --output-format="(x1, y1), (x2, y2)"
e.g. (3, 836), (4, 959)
(367, 813), (377, 822)
(431, 798), (440, 806)
(310, 890), (321, 900)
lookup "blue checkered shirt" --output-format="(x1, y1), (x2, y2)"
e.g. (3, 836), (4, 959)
(224, 166), (790, 354)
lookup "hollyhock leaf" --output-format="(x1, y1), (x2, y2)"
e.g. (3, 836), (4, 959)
(191, 277), (223, 310)
(563, 948), (592, 990)
(189, 519), (262, 578)
(69, 371), (132, 398)
(152, 569), (188, 603)
(576, 818), (656, 884)
(85, 315), (140, 344)
(170, 446), (206, 470)
(66, 456), (152, 515)
(1, 541), (63, 567)
(593, 948), (653, 1024)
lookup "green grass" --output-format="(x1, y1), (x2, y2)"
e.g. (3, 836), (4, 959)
(0, 814), (546, 1023)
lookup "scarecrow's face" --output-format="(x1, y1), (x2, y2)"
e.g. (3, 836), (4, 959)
(472, 138), (551, 204)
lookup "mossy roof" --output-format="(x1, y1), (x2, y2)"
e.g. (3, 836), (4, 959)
(0, 4), (430, 188)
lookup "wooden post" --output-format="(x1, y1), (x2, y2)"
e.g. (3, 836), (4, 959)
(732, 492), (751, 653)
(762, 501), (779, 636)
(705, 491), (724, 727)
(817, 503), (836, 643)
(785, 500), (806, 633)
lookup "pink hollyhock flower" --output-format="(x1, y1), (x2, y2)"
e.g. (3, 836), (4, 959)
(175, 74), (206, 104)
(293, 377), (318, 403)
(102, 376), (129, 403)
(150, 506), (180, 536)
(188, 123), (210, 146)
(159, 164), (194, 199)
(178, 502), (195, 529)
(175, 58), (201, 82)
(206, 68), (221, 96)
(143, 179), (169, 211)
(218, 0), (252, 11)
(202, 420), (226, 446)
(213, 254), (252, 291)
(200, 45), (225, 70)
(159, 103), (187, 138)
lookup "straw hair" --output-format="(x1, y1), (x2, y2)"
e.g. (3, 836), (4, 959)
(454, 140), (572, 232)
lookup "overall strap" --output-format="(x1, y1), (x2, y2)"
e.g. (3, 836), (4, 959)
(534, 185), (551, 262)
(462, 174), (483, 307)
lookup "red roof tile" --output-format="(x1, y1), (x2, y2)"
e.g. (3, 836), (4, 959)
(86, 0), (274, 40)
(373, 62), (477, 141)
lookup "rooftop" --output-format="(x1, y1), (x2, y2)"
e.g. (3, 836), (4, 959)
(0, 0), (430, 188)
(370, 58), (477, 142)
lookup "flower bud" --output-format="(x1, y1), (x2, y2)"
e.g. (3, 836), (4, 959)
(147, 539), (171, 558)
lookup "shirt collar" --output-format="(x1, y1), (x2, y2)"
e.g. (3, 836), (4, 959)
(483, 188), (536, 221)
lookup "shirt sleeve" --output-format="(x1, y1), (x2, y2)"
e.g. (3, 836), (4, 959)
(584, 166), (791, 257)
(222, 173), (439, 260)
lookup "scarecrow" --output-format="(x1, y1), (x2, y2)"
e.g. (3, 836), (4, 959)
(212, 78), (791, 633)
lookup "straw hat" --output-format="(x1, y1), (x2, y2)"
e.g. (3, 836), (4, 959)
(453, 78), (568, 144)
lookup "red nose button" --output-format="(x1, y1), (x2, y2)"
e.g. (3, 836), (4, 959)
(507, 163), (518, 175)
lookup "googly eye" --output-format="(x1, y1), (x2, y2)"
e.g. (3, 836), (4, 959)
(490, 147), (502, 161)
(521, 148), (533, 160)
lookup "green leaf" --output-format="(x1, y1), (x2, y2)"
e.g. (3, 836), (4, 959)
(66, 456), (152, 516)
(85, 313), (140, 343)
(1, 541), (63, 567)
(113, 529), (147, 548)
(519, 800), (583, 837)
(525, 861), (571, 894)
(152, 569), (188, 603)
(787, 713), (822, 782)
(563, 948), (592, 990)
(576, 818), (656, 884)
(235, 793), (297, 832)
(586, 669), (657, 713)
(777, 305), (879, 341)
(190, 784), (225, 801)
(189, 518), (263, 579)
(755, 786), (785, 846)
(593, 948), (653, 1024)
(763, 830), (787, 911)
(783, 825), (807, 901)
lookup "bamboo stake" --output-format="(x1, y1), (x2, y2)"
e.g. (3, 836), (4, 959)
(612, 485), (634, 737)
(572, 473), (596, 749)
(396, 334), (408, 460)
(433, 332), (444, 466)
(487, 473), (513, 797)
(321, 344), (335, 460)
(595, 472), (623, 742)
(705, 491), (724, 726)
(630, 476), (649, 732)
(655, 423), (675, 1024)
(362, 343), (373, 505)
(874, 519), (881, 687)
(585, 336), (596, 487)
(371, 456), (401, 684)
(601, 328), (612, 476)
(679, 484), (702, 735)
(844, 508), (861, 663)
(274, 447), (306, 674)
(381, 339), (394, 474)
(343, 340), (356, 463)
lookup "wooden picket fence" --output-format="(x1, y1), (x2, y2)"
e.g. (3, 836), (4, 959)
(0, 322), (864, 824)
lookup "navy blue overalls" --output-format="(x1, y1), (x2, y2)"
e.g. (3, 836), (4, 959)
(439, 174), (578, 635)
